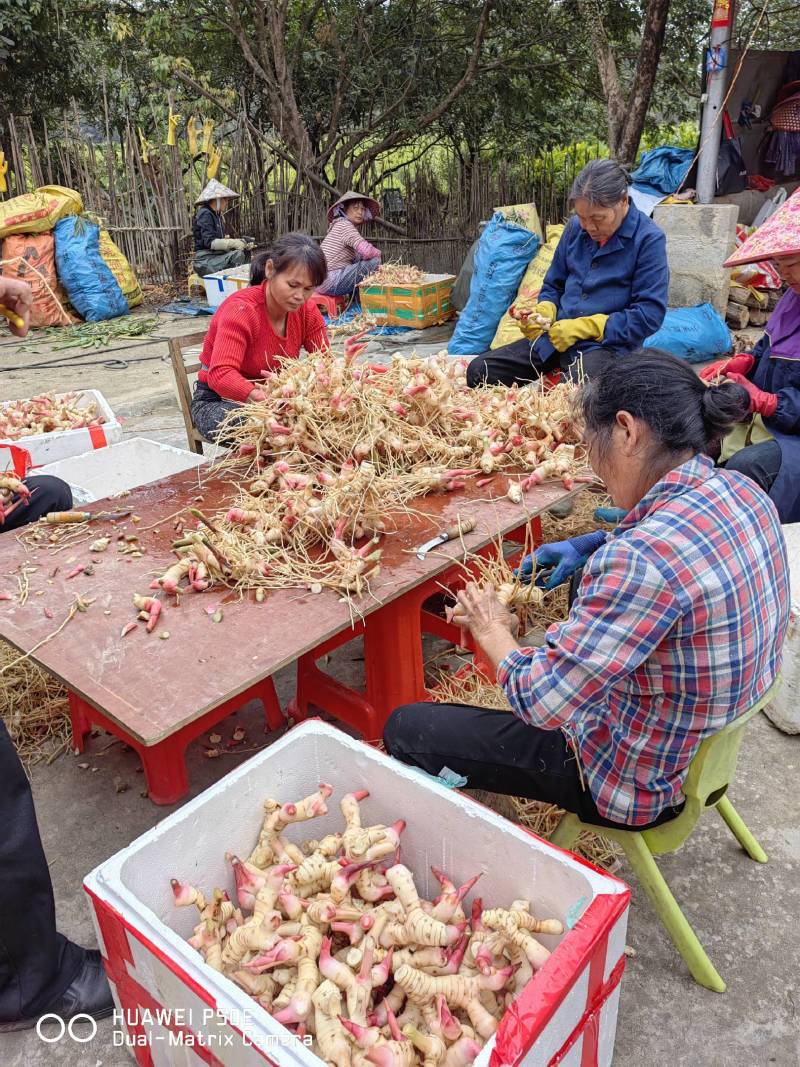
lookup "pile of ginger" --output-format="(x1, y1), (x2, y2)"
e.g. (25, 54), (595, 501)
(172, 784), (564, 1066)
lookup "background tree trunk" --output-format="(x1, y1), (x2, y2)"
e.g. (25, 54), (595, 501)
(580, 0), (672, 166)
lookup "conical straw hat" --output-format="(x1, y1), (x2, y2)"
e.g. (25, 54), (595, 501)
(725, 187), (800, 268)
(195, 179), (240, 205)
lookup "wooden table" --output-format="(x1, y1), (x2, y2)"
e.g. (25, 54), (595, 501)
(0, 468), (572, 802)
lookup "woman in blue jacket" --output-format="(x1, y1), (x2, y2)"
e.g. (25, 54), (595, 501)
(467, 160), (669, 386)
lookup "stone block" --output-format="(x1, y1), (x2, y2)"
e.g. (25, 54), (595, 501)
(652, 204), (739, 315)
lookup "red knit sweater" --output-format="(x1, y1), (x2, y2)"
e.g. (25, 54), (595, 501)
(198, 282), (328, 402)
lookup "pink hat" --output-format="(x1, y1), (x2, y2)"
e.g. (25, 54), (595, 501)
(725, 187), (800, 267)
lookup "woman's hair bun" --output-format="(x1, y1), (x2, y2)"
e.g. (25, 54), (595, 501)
(701, 380), (752, 438)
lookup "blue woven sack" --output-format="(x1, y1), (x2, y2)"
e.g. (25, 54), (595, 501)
(449, 213), (540, 355)
(54, 215), (128, 322)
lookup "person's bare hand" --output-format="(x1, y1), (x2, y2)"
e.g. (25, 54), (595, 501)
(0, 277), (32, 338)
(247, 387), (266, 403)
(452, 582), (516, 642)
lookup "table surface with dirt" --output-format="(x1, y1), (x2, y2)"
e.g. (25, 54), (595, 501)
(0, 465), (571, 745)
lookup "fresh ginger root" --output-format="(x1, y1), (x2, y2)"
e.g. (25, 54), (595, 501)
(313, 980), (353, 1067)
(172, 785), (565, 1067)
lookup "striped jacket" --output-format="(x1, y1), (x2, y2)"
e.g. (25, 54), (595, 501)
(321, 218), (381, 273)
(497, 454), (789, 825)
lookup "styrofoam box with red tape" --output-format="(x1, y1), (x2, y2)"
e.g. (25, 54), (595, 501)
(0, 389), (122, 474)
(84, 721), (630, 1067)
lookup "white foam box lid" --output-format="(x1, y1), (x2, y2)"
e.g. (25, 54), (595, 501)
(0, 388), (122, 469)
(85, 720), (629, 1066)
(36, 437), (207, 504)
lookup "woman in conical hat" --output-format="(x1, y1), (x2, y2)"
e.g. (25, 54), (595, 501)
(192, 179), (253, 277)
(700, 188), (800, 521)
(318, 191), (383, 298)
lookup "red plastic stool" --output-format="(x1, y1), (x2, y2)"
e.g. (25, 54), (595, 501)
(291, 521), (538, 739)
(312, 294), (349, 318)
(69, 678), (285, 805)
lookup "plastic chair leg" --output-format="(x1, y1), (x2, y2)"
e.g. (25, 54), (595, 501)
(715, 795), (768, 864)
(620, 832), (726, 993)
(550, 813), (582, 849)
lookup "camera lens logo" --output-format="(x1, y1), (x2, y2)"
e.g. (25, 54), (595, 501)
(36, 1013), (98, 1043)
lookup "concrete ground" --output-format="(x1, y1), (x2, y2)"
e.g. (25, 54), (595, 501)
(2, 311), (798, 1066)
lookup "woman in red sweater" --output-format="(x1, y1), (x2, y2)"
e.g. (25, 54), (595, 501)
(191, 234), (329, 441)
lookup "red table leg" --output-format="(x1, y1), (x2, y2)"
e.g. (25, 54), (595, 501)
(66, 676), (285, 805)
(292, 517), (539, 736)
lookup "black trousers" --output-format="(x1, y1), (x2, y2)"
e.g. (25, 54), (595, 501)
(0, 718), (83, 1021)
(0, 476), (72, 533)
(383, 703), (684, 830)
(723, 440), (782, 496)
(466, 340), (614, 388)
(190, 380), (244, 443)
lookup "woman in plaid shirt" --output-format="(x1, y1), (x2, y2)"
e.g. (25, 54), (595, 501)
(384, 351), (789, 828)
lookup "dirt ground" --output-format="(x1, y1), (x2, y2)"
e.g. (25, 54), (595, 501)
(1, 309), (798, 1067)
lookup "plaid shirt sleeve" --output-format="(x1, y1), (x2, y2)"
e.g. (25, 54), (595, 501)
(497, 542), (681, 729)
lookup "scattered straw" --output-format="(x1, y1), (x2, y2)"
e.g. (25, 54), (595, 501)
(328, 311), (378, 340)
(0, 638), (70, 766)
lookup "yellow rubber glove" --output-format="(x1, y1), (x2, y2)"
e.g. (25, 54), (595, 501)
(202, 119), (215, 155)
(206, 146), (222, 180)
(0, 151), (7, 194)
(511, 299), (557, 341)
(187, 116), (199, 156)
(137, 128), (151, 164)
(548, 314), (609, 353)
(167, 109), (181, 147)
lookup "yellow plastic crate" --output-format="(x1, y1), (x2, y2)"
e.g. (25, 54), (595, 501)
(359, 272), (455, 329)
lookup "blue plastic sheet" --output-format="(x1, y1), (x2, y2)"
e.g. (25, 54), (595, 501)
(448, 212), (540, 355)
(326, 302), (411, 337)
(54, 216), (128, 322)
(644, 303), (731, 364)
(631, 146), (694, 198)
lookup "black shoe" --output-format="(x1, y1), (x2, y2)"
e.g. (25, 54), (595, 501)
(0, 948), (114, 1033)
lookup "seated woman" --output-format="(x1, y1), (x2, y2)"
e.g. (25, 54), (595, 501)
(318, 192), (382, 299)
(192, 180), (252, 278)
(191, 234), (329, 442)
(385, 351), (788, 830)
(467, 159), (669, 387)
(701, 189), (800, 523)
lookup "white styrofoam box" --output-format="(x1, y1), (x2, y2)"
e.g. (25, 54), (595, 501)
(36, 437), (207, 504)
(0, 389), (122, 474)
(85, 721), (630, 1067)
(766, 523), (800, 733)
(203, 265), (251, 310)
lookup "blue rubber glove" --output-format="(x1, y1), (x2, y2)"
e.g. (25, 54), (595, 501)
(515, 530), (607, 589)
(594, 506), (627, 525)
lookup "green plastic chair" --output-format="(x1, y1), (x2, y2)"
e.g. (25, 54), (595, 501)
(549, 681), (779, 992)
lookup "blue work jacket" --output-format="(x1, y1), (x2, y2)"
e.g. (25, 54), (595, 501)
(534, 201), (669, 366)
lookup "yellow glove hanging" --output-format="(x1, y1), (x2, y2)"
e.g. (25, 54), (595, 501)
(548, 314), (608, 353)
(206, 146), (222, 180)
(137, 128), (151, 165)
(0, 151), (7, 194)
(167, 109), (181, 147)
(202, 119), (214, 155)
(187, 116), (199, 157)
